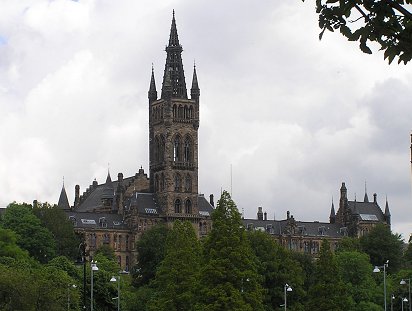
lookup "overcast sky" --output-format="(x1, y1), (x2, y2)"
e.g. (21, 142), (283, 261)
(1, 0), (412, 239)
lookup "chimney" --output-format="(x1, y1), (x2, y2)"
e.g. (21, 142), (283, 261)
(264, 211), (267, 221)
(209, 194), (214, 207)
(257, 206), (263, 220)
(287, 211), (290, 219)
(74, 185), (80, 207)
(373, 193), (377, 203)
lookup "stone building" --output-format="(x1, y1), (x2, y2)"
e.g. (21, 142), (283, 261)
(57, 12), (214, 270)
(57, 13), (393, 267)
(243, 182), (391, 256)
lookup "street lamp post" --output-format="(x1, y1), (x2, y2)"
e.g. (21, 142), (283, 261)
(402, 298), (409, 311)
(76, 242), (87, 310)
(90, 261), (99, 311)
(67, 284), (77, 311)
(110, 271), (129, 311)
(391, 294), (395, 311)
(401, 278), (411, 311)
(284, 283), (292, 311)
(373, 260), (389, 311)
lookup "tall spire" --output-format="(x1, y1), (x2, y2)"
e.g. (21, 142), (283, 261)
(161, 10), (187, 99)
(148, 64), (157, 103)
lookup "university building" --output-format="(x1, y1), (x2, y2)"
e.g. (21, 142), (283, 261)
(58, 12), (214, 270)
(57, 13), (391, 269)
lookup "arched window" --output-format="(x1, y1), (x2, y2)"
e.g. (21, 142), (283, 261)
(185, 175), (192, 192)
(160, 135), (165, 161)
(185, 199), (192, 214)
(174, 199), (181, 213)
(189, 106), (193, 119)
(173, 104), (177, 118)
(173, 136), (181, 162)
(174, 174), (181, 191)
(161, 173), (165, 191)
(184, 137), (191, 162)
(154, 136), (160, 162)
(178, 105), (183, 119)
(155, 175), (159, 191)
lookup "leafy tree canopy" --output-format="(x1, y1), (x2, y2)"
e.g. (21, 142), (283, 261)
(302, 0), (412, 64)
(197, 191), (264, 311)
(33, 202), (80, 259)
(1, 202), (56, 263)
(360, 223), (404, 273)
(148, 221), (201, 311)
(0, 227), (29, 260)
(132, 224), (170, 287)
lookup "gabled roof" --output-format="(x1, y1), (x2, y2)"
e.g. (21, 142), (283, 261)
(66, 211), (129, 230)
(348, 201), (385, 222)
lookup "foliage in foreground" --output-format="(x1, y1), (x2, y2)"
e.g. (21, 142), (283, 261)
(302, 0), (412, 64)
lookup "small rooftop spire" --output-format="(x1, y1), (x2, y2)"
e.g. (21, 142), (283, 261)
(329, 197), (336, 224)
(190, 61), (200, 101)
(148, 64), (157, 102)
(384, 196), (391, 216)
(364, 181), (369, 202)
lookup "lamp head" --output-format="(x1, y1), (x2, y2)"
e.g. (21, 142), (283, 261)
(401, 279), (407, 285)
(110, 276), (117, 282)
(373, 266), (380, 273)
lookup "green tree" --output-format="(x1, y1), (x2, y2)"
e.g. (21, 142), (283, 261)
(302, 0), (412, 64)
(336, 251), (381, 310)
(403, 238), (412, 268)
(196, 191), (264, 311)
(306, 239), (353, 311)
(0, 227), (29, 260)
(132, 224), (170, 287)
(247, 230), (305, 310)
(360, 223), (404, 273)
(148, 221), (201, 311)
(1, 202), (56, 263)
(33, 202), (80, 259)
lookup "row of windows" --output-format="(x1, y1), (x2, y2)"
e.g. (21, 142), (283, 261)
(153, 134), (193, 164)
(152, 105), (163, 121)
(151, 104), (195, 121)
(286, 240), (339, 254)
(174, 198), (192, 214)
(154, 173), (192, 192)
(173, 104), (194, 120)
(88, 233), (131, 251)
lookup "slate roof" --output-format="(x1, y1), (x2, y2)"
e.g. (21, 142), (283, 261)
(66, 211), (129, 230)
(348, 201), (385, 222)
(75, 176), (135, 212)
(58, 186), (71, 210)
(242, 218), (345, 238)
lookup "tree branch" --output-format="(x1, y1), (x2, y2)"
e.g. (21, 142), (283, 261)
(387, 0), (412, 20)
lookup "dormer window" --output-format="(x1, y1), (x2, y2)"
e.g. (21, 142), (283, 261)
(99, 217), (107, 228)
(69, 216), (77, 227)
(318, 226), (326, 236)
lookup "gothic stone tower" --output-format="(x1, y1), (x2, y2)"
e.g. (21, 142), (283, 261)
(148, 12), (200, 221)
